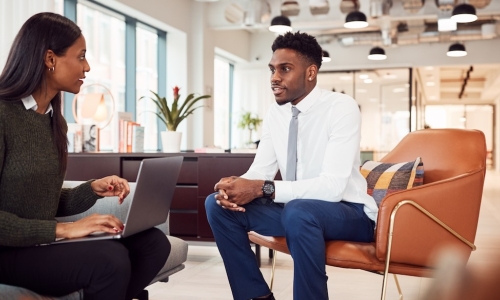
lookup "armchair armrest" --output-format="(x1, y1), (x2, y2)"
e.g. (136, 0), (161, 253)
(375, 168), (484, 267)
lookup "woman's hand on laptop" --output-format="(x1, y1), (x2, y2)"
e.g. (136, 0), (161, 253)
(56, 214), (124, 239)
(91, 176), (130, 204)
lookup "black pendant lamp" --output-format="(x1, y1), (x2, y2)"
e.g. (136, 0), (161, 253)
(269, 15), (292, 33)
(451, 3), (477, 23)
(344, 11), (368, 29)
(447, 43), (467, 57)
(368, 47), (387, 60)
(322, 50), (331, 62)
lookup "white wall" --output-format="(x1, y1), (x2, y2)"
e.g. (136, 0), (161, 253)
(213, 30), (251, 62)
(0, 0), (58, 68)
(116, 0), (192, 33)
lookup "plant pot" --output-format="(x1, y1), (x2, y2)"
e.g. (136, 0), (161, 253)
(161, 131), (182, 153)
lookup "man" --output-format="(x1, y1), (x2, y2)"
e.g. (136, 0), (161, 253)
(205, 32), (378, 300)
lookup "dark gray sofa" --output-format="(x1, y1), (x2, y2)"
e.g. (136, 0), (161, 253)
(0, 181), (188, 299)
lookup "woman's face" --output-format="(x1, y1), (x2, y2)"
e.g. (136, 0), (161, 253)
(48, 35), (90, 94)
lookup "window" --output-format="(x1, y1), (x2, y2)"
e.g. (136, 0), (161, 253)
(76, 2), (126, 151)
(136, 24), (159, 151)
(64, 0), (167, 152)
(213, 56), (232, 149)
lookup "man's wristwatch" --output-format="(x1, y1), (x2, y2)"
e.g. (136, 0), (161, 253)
(262, 180), (275, 198)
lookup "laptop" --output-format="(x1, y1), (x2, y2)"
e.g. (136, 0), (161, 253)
(51, 156), (183, 244)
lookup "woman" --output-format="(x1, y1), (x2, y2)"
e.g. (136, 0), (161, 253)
(0, 12), (170, 299)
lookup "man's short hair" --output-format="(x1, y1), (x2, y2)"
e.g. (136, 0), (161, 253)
(271, 31), (322, 69)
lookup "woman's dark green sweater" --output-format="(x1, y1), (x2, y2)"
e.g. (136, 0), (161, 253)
(0, 100), (100, 247)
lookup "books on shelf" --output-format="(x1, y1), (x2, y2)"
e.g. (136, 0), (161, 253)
(114, 112), (133, 153)
(68, 111), (144, 153)
(112, 112), (145, 153)
(67, 123), (99, 153)
(131, 126), (145, 153)
(67, 123), (83, 153)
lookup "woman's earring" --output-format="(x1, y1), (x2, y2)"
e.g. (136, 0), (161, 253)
(309, 77), (312, 81)
(49, 66), (55, 72)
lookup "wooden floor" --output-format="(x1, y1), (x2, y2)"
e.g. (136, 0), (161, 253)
(146, 170), (500, 300)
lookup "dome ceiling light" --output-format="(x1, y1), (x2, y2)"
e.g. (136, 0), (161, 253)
(451, 3), (478, 23)
(269, 15), (292, 33)
(368, 47), (387, 60)
(322, 50), (331, 62)
(447, 43), (467, 57)
(344, 11), (368, 29)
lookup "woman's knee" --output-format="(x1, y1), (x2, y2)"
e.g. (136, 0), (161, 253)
(137, 228), (171, 259)
(89, 242), (132, 282)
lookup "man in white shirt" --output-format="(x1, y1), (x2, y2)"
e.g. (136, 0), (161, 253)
(205, 32), (378, 300)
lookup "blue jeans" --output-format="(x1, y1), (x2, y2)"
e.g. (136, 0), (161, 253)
(205, 194), (375, 300)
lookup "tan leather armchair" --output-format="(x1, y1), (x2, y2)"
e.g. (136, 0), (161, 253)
(249, 129), (487, 299)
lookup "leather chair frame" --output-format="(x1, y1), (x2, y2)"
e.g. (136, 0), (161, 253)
(248, 129), (487, 300)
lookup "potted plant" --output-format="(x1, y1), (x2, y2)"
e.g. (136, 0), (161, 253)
(141, 86), (211, 152)
(238, 111), (263, 147)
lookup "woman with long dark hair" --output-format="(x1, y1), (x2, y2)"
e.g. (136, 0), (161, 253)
(0, 12), (170, 299)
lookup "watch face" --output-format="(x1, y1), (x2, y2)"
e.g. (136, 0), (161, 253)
(263, 182), (275, 196)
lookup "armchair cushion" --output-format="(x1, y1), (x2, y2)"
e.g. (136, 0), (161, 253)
(361, 157), (424, 206)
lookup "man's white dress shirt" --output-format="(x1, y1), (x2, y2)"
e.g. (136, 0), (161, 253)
(241, 86), (378, 222)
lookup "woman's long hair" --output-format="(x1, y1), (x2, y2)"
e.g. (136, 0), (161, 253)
(0, 12), (82, 174)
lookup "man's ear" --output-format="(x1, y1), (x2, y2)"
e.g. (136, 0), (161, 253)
(44, 50), (56, 69)
(307, 64), (318, 82)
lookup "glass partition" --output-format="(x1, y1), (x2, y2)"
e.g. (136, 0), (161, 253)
(318, 68), (412, 162)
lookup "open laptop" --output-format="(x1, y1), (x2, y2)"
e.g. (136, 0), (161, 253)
(52, 156), (183, 244)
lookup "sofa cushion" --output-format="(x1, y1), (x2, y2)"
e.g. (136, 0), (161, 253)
(152, 235), (189, 283)
(0, 284), (82, 300)
(361, 157), (424, 206)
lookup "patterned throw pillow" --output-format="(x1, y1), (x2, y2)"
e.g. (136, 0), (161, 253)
(360, 157), (424, 207)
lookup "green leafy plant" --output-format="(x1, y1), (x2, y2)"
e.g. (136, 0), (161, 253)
(141, 86), (211, 131)
(238, 112), (263, 143)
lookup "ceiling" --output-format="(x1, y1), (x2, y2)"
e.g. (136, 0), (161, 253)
(205, 1), (500, 105)
(207, 0), (500, 44)
(417, 64), (500, 104)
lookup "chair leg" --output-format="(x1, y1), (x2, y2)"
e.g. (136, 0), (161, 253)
(269, 250), (277, 291)
(393, 274), (403, 300)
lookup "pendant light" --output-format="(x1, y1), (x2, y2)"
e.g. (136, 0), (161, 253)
(322, 50), (331, 62)
(269, 15), (292, 33)
(447, 43), (467, 57)
(368, 47), (387, 60)
(451, 3), (477, 23)
(344, 11), (368, 29)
